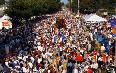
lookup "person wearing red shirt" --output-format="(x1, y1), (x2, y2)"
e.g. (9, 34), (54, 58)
(87, 67), (93, 73)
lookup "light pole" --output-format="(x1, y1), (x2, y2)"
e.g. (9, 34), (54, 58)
(70, 0), (72, 12)
(77, 0), (80, 14)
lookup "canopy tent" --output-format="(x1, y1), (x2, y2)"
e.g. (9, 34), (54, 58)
(82, 14), (94, 20)
(83, 14), (107, 23)
(0, 22), (3, 29)
(0, 15), (10, 21)
(0, 20), (12, 29)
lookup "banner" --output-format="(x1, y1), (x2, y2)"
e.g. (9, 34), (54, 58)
(110, 18), (116, 37)
(94, 33), (110, 52)
(2, 22), (10, 26)
(110, 18), (116, 28)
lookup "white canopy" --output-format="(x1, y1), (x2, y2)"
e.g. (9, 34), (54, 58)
(0, 22), (3, 29)
(0, 15), (10, 21)
(82, 14), (94, 20)
(0, 20), (12, 29)
(83, 14), (107, 23)
(0, 15), (12, 29)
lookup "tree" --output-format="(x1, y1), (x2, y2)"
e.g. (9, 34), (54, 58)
(5, 0), (62, 27)
(108, 0), (116, 9)
(69, 0), (116, 13)
(5, 0), (35, 26)
(71, 0), (78, 12)
(0, 0), (4, 5)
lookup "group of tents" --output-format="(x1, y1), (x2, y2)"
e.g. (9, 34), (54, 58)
(0, 14), (108, 30)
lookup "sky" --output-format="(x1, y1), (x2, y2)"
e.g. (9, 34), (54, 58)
(61, 0), (68, 4)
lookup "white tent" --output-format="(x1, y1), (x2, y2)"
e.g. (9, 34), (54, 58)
(85, 14), (107, 23)
(0, 15), (10, 21)
(0, 22), (3, 29)
(0, 15), (12, 29)
(0, 20), (12, 29)
(82, 14), (94, 20)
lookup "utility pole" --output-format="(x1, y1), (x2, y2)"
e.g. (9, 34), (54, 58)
(77, 0), (80, 14)
(70, 0), (72, 12)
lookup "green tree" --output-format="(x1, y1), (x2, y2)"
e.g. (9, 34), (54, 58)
(70, 0), (92, 12)
(108, 0), (116, 9)
(89, 0), (100, 10)
(69, 0), (116, 13)
(72, 0), (79, 12)
(5, 0), (35, 26)
(5, 0), (61, 27)
(0, 0), (4, 5)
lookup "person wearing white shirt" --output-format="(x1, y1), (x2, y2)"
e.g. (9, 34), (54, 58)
(22, 66), (29, 73)
(62, 68), (67, 73)
(89, 33), (93, 41)
(100, 44), (105, 52)
(80, 49), (84, 55)
(48, 70), (50, 73)
(108, 57), (113, 63)
(93, 62), (98, 69)
(42, 53), (46, 58)
(70, 36), (73, 41)
(37, 45), (43, 52)
(23, 56), (28, 62)
(28, 62), (33, 69)
(33, 67), (38, 73)
(30, 56), (35, 63)
(98, 56), (102, 61)
(72, 66), (78, 73)
(108, 34), (112, 39)
(5, 61), (9, 67)
(84, 63), (89, 72)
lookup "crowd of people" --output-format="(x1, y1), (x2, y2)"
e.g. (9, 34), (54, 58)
(0, 7), (116, 73)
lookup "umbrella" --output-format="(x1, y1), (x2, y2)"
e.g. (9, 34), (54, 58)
(76, 55), (83, 61)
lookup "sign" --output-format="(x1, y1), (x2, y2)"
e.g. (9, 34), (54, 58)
(2, 22), (10, 26)
(110, 18), (116, 37)
(110, 18), (116, 28)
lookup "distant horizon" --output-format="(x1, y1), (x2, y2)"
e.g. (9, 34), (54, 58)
(61, 0), (68, 4)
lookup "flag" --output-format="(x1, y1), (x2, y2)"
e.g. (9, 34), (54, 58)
(110, 18), (116, 28)
(94, 33), (110, 52)
(110, 18), (116, 37)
